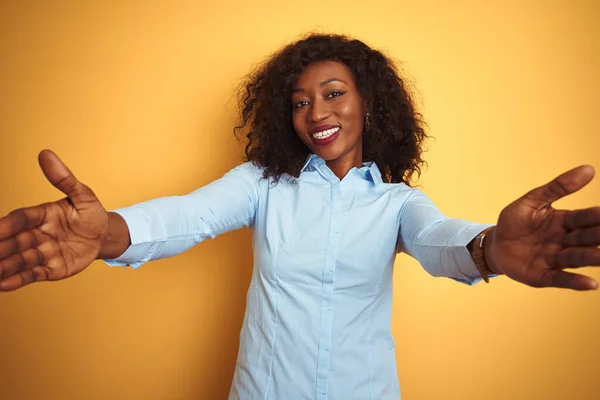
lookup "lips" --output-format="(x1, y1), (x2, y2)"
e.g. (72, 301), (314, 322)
(311, 126), (341, 146)
(310, 124), (339, 134)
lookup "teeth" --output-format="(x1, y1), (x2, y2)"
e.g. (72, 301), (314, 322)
(312, 126), (340, 140)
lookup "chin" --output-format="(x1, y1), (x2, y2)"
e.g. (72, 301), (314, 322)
(312, 148), (342, 161)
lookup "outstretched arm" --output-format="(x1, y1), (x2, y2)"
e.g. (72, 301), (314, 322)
(101, 162), (262, 269)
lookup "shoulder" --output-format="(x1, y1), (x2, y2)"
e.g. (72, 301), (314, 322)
(226, 161), (266, 181)
(378, 180), (417, 198)
(375, 182), (434, 216)
(222, 161), (288, 194)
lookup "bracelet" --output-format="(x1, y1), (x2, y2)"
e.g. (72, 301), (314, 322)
(471, 226), (496, 283)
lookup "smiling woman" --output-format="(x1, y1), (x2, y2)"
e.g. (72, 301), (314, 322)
(291, 61), (367, 178)
(1, 31), (600, 400)
(234, 34), (428, 186)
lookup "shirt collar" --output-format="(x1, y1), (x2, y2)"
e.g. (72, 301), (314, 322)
(300, 153), (322, 172)
(361, 161), (383, 185)
(301, 154), (383, 186)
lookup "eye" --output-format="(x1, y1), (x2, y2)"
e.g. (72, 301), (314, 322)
(293, 100), (309, 109)
(326, 91), (345, 99)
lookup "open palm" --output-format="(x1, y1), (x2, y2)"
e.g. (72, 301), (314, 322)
(488, 165), (600, 291)
(0, 150), (108, 291)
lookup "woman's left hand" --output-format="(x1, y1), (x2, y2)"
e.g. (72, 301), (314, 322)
(486, 165), (600, 291)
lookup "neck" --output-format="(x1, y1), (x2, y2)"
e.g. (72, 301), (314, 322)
(325, 143), (363, 180)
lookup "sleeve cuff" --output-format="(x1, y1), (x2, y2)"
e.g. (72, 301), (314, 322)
(100, 206), (163, 270)
(448, 222), (496, 285)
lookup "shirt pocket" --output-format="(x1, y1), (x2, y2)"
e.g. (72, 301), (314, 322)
(272, 233), (328, 288)
(265, 210), (302, 248)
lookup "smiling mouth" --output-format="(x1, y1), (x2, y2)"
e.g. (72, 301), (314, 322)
(312, 126), (340, 140)
(310, 126), (341, 146)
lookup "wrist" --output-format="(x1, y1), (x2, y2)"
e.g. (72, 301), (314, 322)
(470, 226), (503, 282)
(482, 226), (503, 275)
(97, 212), (131, 260)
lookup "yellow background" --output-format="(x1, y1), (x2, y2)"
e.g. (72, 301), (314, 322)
(1, 1), (599, 399)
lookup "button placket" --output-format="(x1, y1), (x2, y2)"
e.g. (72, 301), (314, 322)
(314, 179), (343, 400)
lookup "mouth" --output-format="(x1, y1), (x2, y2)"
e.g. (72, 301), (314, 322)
(310, 125), (341, 146)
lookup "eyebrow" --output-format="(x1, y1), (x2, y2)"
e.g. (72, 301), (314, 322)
(292, 78), (347, 93)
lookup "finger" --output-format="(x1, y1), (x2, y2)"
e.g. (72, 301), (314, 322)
(524, 165), (595, 208)
(540, 269), (598, 291)
(0, 247), (46, 281)
(0, 229), (42, 260)
(0, 206), (46, 242)
(0, 266), (52, 292)
(563, 206), (600, 231)
(38, 149), (96, 208)
(555, 246), (600, 267)
(563, 226), (600, 247)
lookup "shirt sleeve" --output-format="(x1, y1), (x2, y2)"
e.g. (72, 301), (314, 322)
(102, 162), (262, 269)
(397, 187), (494, 285)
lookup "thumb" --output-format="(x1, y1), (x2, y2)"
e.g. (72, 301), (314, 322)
(38, 149), (92, 206)
(524, 165), (595, 207)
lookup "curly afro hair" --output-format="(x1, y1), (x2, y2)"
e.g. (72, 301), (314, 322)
(234, 33), (429, 186)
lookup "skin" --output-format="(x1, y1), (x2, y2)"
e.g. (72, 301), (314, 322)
(291, 61), (367, 180)
(487, 165), (600, 290)
(0, 62), (598, 291)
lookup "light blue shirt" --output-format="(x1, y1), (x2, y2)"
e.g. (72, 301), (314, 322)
(105, 154), (491, 400)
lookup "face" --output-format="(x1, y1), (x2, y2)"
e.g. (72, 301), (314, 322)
(291, 61), (366, 170)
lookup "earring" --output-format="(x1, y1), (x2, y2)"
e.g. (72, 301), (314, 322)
(364, 112), (372, 132)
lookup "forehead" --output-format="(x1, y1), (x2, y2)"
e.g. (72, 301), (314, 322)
(294, 60), (356, 88)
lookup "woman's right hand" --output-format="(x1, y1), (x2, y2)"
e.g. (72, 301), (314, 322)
(0, 150), (109, 291)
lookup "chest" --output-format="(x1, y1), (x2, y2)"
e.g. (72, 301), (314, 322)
(252, 179), (404, 291)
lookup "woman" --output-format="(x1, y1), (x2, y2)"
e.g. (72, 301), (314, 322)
(0, 33), (598, 399)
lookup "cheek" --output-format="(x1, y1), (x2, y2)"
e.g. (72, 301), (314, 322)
(339, 102), (363, 129)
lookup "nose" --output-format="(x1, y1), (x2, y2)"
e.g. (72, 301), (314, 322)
(309, 98), (331, 123)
